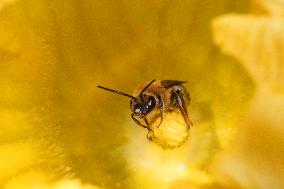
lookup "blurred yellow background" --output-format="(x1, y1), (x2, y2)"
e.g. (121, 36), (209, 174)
(0, 0), (283, 189)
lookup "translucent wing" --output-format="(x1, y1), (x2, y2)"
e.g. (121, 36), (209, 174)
(161, 80), (187, 89)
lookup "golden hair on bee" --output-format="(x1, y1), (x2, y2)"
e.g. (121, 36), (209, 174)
(97, 79), (192, 149)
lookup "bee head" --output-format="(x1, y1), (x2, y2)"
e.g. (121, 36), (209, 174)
(130, 95), (156, 118)
(97, 79), (156, 118)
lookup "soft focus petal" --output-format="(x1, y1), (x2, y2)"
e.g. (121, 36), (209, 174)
(0, 0), (251, 189)
(0, 0), (17, 11)
(254, 0), (284, 16)
(211, 2), (284, 189)
(213, 14), (284, 90)
(5, 175), (102, 189)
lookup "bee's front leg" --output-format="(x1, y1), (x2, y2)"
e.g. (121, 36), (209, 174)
(144, 117), (149, 126)
(131, 113), (151, 130)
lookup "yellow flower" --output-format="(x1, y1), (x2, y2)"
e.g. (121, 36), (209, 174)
(211, 0), (284, 188)
(0, 0), (265, 189)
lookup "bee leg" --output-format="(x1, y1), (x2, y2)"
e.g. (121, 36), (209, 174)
(144, 117), (149, 126)
(173, 90), (192, 128)
(131, 113), (151, 130)
(156, 96), (164, 128)
(143, 117), (155, 140)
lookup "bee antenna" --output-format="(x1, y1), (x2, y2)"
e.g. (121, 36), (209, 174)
(97, 85), (137, 100)
(139, 79), (155, 98)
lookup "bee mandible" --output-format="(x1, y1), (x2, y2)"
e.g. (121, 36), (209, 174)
(97, 79), (192, 131)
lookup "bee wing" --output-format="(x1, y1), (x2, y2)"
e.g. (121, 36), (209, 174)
(161, 80), (187, 89)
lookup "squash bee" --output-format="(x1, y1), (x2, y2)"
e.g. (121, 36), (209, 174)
(97, 80), (192, 131)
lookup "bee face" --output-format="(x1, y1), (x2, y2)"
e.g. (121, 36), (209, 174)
(130, 96), (156, 118)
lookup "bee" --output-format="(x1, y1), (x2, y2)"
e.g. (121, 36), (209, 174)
(97, 79), (192, 131)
